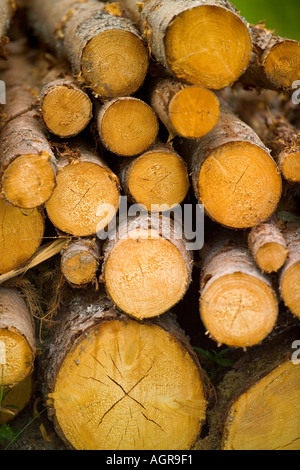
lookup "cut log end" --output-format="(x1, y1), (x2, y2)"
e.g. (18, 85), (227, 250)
(201, 272), (278, 348)
(279, 150), (300, 183)
(0, 329), (33, 387)
(98, 98), (158, 157)
(281, 261), (300, 319)
(41, 85), (92, 138)
(127, 150), (189, 212)
(165, 5), (251, 89)
(264, 40), (300, 91)
(198, 141), (282, 229)
(0, 198), (44, 274)
(61, 250), (98, 287)
(104, 230), (189, 319)
(45, 161), (120, 237)
(0, 288), (36, 388)
(168, 86), (220, 138)
(81, 30), (149, 98)
(254, 242), (288, 274)
(222, 360), (300, 450)
(1, 153), (56, 209)
(61, 240), (100, 287)
(48, 319), (206, 450)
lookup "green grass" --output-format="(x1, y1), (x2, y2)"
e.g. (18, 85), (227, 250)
(232, 0), (300, 40)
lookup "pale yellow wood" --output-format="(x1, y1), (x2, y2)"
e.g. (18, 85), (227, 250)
(222, 361), (300, 450)
(49, 320), (206, 450)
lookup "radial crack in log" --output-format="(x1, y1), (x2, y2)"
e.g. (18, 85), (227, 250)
(44, 293), (208, 450)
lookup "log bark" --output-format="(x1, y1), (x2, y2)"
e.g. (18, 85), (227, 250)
(40, 66), (93, 138)
(280, 223), (300, 320)
(196, 328), (300, 450)
(175, 106), (282, 229)
(0, 0), (15, 57)
(200, 236), (278, 348)
(233, 89), (300, 183)
(60, 237), (101, 287)
(0, 288), (36, 387)
(241, 24), (300, 93)
(248, 219), (288, 273)
(115, 144), (189, 212)
(0, 42), (57, 209)
(44, 291), (208, 450)
(148, 77), (220, 138)
(27, 0), (149, 99)
(0, 375), (32, 424)
(96, 97), (158, 157)
(102, 214), (193, 319)
(45, 143), (120, 237)
(0, 197), (44, 275)
(118, 0), (252, 90)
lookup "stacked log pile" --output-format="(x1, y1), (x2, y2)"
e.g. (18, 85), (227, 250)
(0, 0), (299, 451)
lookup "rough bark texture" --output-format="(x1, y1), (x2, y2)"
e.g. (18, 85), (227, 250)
(0, 42), (57, 209)
(43, 290), (209, 450)
(175, 106), (282, 229)
(233, 89), (300, 183)
(27, 0), (149, 98)
(0, 0), (15, 56)
(196, 327), (300, 450)
(248, 219), (288, 273)
(118, 0), (251, 89)
(280, 223), (300, 319)
(241, 24), (300, 93)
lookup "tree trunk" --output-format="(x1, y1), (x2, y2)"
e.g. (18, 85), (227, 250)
(40, 66), (93, 138)
(0, 198), (44, 275)
(118, 0), (251, 90)
(148, 77), (220, 138)
(196, 328), (300, 450)
(175, 106), (282, 229)
(200, 235), (278, 348)
(248, 219), (288, 273)
(0, 288), (36, 387)
(115, 144), (189, 212)
(241, 24), (300, 93)
(233, 88), (300, 183)
(60, 238), (101, 287)
(0, 42), (57, 209)
(27, 0), (149, 99)
(44, 291), (208, 450)
(280, 223), (300, 320)
(102, 214), (193, 319)
(96, 97), (158, 157)
(45, 143), (120, 237)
